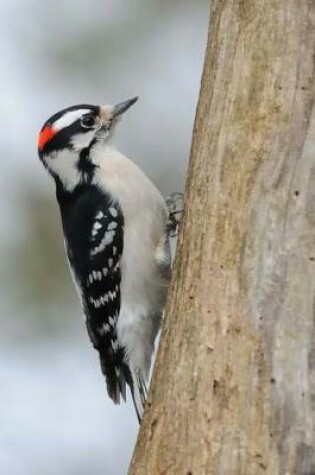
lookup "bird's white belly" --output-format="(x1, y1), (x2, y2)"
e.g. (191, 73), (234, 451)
(116, 219), (165, 377)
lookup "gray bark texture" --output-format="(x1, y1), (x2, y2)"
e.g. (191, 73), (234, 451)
(129, 1), (315, 474)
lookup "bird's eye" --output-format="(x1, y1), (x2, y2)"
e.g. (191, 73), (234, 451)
(81, 115), (96, 129)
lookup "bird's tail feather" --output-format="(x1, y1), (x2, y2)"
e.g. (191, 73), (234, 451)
(128, 368), (147, 423)
(99, 351), (147, 422)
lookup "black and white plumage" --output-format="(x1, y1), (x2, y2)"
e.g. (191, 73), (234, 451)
(38, 98), (171, 421)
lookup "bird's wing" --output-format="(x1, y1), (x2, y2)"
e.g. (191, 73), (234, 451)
(64, 194), (146, 421)
(75, 203), (131, 404)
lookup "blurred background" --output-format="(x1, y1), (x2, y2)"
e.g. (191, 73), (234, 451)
(0, 0), (208, 473)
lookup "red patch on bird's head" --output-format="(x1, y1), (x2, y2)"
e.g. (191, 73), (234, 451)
(38, 125), (57, 151)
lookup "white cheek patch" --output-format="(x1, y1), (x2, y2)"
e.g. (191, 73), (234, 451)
(43, 149), (81, 191)
(70, 131), (96, 151)
(53, 109), (91, 130)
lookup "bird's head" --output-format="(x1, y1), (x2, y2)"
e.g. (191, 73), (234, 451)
(37, 97), (138, 190)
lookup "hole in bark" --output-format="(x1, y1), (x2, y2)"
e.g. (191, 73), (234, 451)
(294, 190), (300, 196)
(310, 257), (315, 261)
(270, 378), (276, 384)
(213, 380), (219, 393)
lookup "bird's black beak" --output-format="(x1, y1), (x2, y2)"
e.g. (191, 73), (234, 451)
(100, 97), (138, 126)
(111, 97), (139, 117)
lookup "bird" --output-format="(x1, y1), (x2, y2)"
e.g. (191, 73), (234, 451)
(37, 98), (171, 421)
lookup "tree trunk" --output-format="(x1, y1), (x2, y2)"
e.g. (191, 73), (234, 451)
(129, 1), (315, 474)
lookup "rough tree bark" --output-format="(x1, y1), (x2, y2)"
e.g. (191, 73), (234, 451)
(129, 1), (315, 474)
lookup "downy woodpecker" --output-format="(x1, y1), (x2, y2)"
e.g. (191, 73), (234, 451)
(37, 98), (171, 421)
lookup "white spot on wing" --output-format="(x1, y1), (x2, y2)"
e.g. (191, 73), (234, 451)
(104, 230), (115, 245)
(93, 222), (102, 231)
(90, 230), (115, 256)
(107, 290), (116, 301)
(108, 221), (118, 230)
(100, 323), (110, 334)
(109, 207), (118, 218)
(109, 316), (115, 326)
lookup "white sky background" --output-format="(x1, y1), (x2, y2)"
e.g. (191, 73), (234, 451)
(0, 1), (209, 474)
